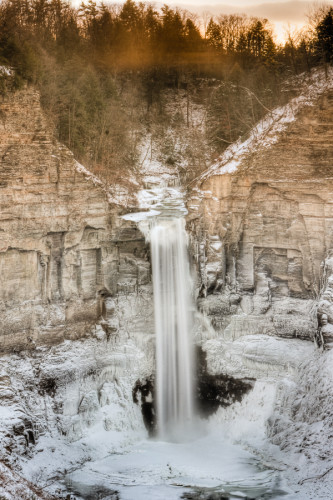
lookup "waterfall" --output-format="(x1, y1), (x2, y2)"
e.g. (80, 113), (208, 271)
(151, 217), (195, 441)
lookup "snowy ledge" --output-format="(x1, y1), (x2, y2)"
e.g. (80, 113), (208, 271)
(191, 67), (333, 185)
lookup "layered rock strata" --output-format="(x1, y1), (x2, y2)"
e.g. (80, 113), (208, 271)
(186, 70), (333, 494)
(188, 70), (333, 344)
(0, 85), (156, 481)
(0, 85), (151, 353)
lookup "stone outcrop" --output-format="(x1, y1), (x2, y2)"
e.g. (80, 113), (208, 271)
(0, 85), (151, 353)
(188, 71), (333, 344)
(0, 85), (156, 477)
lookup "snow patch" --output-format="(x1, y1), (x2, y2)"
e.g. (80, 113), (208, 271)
(62, 429), (292, 500)
(0, 66), (12, 77)
(121, 185), (187, 230)
(121, 209), (161, 222)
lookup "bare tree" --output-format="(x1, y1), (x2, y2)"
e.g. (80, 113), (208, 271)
(306, 2), (330, 35)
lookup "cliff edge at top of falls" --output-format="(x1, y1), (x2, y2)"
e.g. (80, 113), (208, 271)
(0, 84), (152, 353)
(187, 67), (333, 350)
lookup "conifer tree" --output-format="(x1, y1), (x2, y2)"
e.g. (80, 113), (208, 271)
(316, 8), (333, 63)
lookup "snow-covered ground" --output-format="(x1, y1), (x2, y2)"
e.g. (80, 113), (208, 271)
(0, 66), (12, 77)
(62, 429), (293, 500)
(11, 332), (325, 499)
(2, 335), (332, 499)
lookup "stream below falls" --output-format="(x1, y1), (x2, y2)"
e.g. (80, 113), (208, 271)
(64, 430), (293, 500)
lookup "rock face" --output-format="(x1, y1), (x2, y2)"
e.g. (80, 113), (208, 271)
(188, 71), (333, 344)
(317, 253), (333, 347)
(0, 85), (157, 482)
(185, 72), (333, 495)
(0, 85), (151, 353)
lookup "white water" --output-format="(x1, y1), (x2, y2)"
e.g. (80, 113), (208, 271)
(151, 217), (195, 440)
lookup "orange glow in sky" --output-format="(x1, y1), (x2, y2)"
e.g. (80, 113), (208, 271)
(74, 1), (332, 43)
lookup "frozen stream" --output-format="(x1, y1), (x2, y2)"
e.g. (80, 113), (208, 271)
(65, 430), (292, 500)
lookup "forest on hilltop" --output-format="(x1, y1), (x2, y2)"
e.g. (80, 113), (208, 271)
(0, 0), (332, 184)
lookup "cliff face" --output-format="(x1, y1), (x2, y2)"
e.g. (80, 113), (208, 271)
(0, 86), (156, 482)
(0, 86), (151, 353)
(188, 70), (333, 344)
(185, 71), (333, 493)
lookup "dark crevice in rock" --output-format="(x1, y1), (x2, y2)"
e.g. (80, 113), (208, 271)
(65, 479), (120, 500)
(196, 346), (255, 418)
(133, 350), (255, 433)
(133, 377), (156, 436)
(182, 491), (229, 500)
(13, 420), (37, 447)
(38, 377), (57, 397)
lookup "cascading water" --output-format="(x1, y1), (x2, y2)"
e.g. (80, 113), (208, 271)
(151, 216), (195, 441)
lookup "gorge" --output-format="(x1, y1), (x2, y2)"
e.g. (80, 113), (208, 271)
(1, 66), (333, 500)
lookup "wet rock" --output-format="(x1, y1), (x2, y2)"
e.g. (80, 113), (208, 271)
(196, 347), (255, 418)
(133, 377), (156, 435)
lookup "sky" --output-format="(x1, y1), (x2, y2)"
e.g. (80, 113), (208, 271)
(101, 0), (332, 43)
(159, 1), (311, 41)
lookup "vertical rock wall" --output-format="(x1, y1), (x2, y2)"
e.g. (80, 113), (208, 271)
(0, 85), (152, 353)
(188, 88), (333, 343)
(0, 85), (156, 475)
(185, 78), (333, 485)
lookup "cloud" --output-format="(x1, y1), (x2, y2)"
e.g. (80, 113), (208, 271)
(166, 1), (314, 22)
(240, 1), (313, 22)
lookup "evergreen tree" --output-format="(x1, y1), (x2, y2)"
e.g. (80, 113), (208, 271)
(206, 18), (222, 50)
(316, 8), (333, 63)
